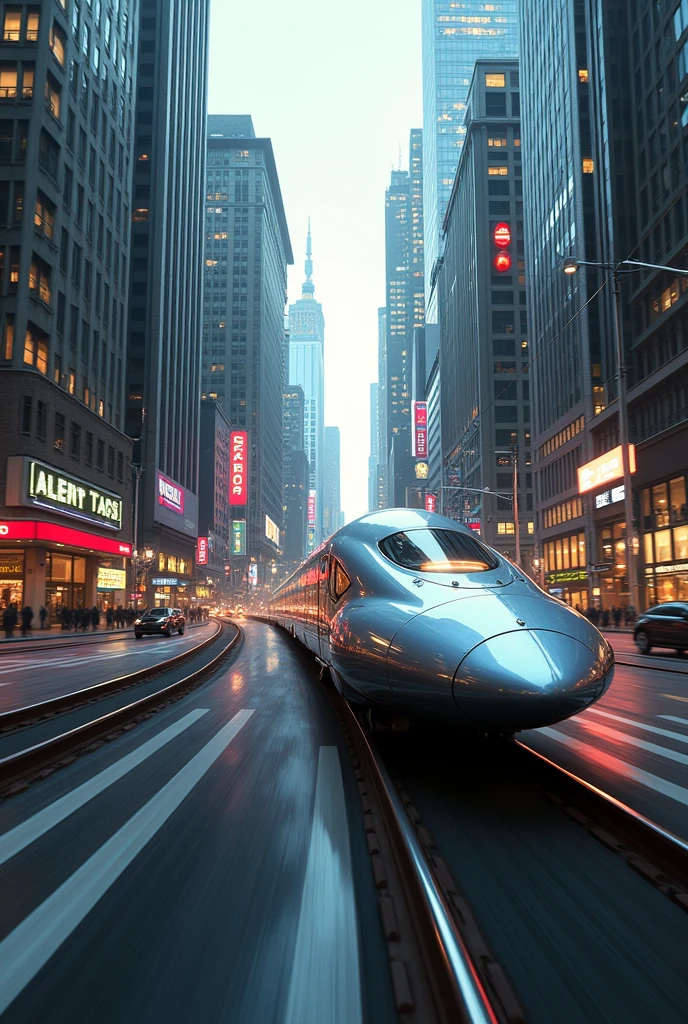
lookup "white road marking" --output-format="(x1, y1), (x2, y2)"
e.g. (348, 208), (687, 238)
(572, 717), (688, 766)
(284, 746), (363, 1024)
(0, 708), (209, 867)
(0, 708), (254, 1016)
(660, 715), (688, 727)
(587, 708), (688, 745)
(0, 641), (196, 676)
(537, 727), (688, 808)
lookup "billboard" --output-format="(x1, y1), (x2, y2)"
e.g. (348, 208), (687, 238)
(196, 537), (208, 565)
(154, 469), (198, 538)
(97, 567), (127, 590)
(6, 457), (123, 531)
(231, 520), (246, 556)
(265, 515), (280, 547)
(577, 444), (636, 495)
(229, 431), (248, 505)
(425, 493), (437, 513)
(412, 401), (428, 459)
(307, 489), (316, 525)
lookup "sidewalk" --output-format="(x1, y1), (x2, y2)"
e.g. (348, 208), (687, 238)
(0, 624), (133, 645)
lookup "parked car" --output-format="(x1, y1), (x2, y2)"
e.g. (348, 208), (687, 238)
(634, 602), (688, 654)
(134, 607), (185, 639)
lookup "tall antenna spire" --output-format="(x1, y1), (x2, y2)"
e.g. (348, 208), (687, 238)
(302, 218), (315, 299)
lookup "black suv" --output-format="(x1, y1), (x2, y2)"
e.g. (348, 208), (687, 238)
(134, 607), (185, 639)
(634, 603), (688, 654)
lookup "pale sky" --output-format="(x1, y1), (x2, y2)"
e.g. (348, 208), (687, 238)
(207, 0), (423, 522)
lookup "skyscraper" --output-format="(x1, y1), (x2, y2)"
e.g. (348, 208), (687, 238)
(289, 223), (325, 550)
(125, 0), (210, 608)
(282, 387), (309, 567)
(438, 59), (533, 566)
(376, 307), (388, 508)
(323, 426), (342, 537)
(368, 382), (379, 512)
(0, 0), (137, 618)
(201, 115), (293, 589)
(384, 169), (414, 506)
(422, 0), (519, 313)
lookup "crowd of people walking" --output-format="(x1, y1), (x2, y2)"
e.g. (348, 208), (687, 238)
(576, 604), (636, 628)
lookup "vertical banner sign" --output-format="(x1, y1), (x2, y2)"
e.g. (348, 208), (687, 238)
(196, 537), (208, 565)
(231, 520), (246, 556)
(249, 563), (258, 587)
(229, 431), (248, 506)
(424, 493), (437, 513)
(307, 490), (316, 525)
(412, 401), (428, 459)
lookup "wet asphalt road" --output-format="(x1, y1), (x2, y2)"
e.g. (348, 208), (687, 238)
(0, 623), (216, 714)
(0, 621), (396, 1024)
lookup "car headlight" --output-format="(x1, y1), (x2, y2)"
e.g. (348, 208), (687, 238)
(135, 618), (142, 625)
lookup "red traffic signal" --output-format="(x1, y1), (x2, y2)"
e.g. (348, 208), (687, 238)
(494, 251), (512, 272)
(493, 222), (511, 248)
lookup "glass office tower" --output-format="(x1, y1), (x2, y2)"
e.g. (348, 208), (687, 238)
(421, 0), (519, 312)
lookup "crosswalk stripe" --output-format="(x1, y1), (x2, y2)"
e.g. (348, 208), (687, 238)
(587, 708), (688, 745)
(572, 717), (688, 765)
(0, 708), (254, 1016)
(538, 727), (688, 808)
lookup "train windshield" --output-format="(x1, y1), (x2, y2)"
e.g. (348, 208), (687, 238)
(379, 529), (499, 574)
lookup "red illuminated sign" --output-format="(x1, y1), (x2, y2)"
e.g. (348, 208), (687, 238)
(493, 223), (511, 248)
(307, 490), (316, 525)
(196, 537), (208, 565)
(412, 401), (428, 458)
(425, 494), (437, 513)
(467, 522), (481, 534)
(0, 520), (132, 556)
(229, 431), (248, 506)
(494, 251), (512, 273)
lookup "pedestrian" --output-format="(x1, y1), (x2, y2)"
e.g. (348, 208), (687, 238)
(91, 605), (100, 630)
(116, 605), (124, 628)
(613, 606), (622, 628)
(20, 605), (33, 637)
(602, 608), (610, 629)
(3, 603), (17, 639)
(39, 605), (47, 629)
(106, 606), (114, 630)
(74, 607), (82, 631)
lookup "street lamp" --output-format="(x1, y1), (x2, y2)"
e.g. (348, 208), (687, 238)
(562, 254), (688, 611)
(132, 546), (155, 613)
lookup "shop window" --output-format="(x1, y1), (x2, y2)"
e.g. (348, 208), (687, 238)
(642, 488), (652, 532)
(158, 552), (165, 571)
(167, 555), (177, 572)
(674, 527), (688, 561)
(669, 477), (687, 524)
(178, 558), (188, 575)
(652, 482), (669, 527)
(654, 529), (672, 562)
(644, 532), (654, 566)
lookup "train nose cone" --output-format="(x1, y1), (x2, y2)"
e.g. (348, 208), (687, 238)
(453, 629), (612, 730)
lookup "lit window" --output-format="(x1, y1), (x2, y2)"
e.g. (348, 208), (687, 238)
(486, 73), (506, 88)
(488, 166), (508, 176)
(527, 522), (534, 535)
(497, 522), (515, 535)
(488, 138), (507, 147)
(49, 23), (67, 65)
(132, 208), (149, 222)
(26, 11), (39, 41)
(236, 150), (249, 158)
(578, 69), (589, 83)
(138, 153), (149, 161)
(0, 65), (18, 98)
(98, 399), (104, 417)
(3, 12), (20, 41)
(582, 158), (594, 173)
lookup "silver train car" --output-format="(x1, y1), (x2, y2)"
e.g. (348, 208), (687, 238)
(269, 509), (614, 731)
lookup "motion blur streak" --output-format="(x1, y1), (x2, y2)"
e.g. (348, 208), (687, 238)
(284, 746), (362, 1024)
(0, 709), (254, 1016)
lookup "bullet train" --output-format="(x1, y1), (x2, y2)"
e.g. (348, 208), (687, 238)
(269, 509), (614, 731)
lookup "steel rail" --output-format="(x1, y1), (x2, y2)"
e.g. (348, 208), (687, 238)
(514, 739), (688, 898)
(0, 620), (223, 732)
(0, 623), (241, 794)
(332, 686), (499, 1024)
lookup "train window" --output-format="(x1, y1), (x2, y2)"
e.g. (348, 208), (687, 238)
(330, 559), (351, 601)
(379, 529), (499, 574)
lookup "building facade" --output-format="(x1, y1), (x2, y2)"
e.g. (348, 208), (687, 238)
(125, 0), (209, 610)
(201, 115), (293, 591)
(282, 385), (308, 567)
(288, 223), (324, 551)
(323, 425), (342, 537)
(198, 399), (231, 594)
(421, 0), (519, 311)
(375, 306), (388, 508)
(368, 382), (379, 512)
(438, 60), (533, 566)
(521, 0), (687, 611)
(0, 0), (137, 618)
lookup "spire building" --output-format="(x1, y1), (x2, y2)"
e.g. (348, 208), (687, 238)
(288, 222), (325, 551)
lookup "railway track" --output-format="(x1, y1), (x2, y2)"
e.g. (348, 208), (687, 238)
(327, 679), (688, 1024)
(0, 620), (241, 797)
